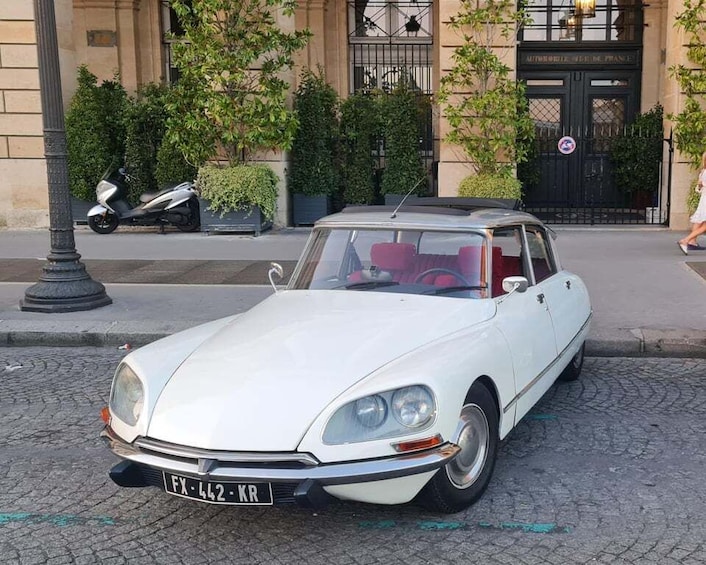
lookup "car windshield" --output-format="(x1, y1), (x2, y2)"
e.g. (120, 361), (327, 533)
(289, 227), (489, 298)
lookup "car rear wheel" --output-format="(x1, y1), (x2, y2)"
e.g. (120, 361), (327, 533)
(558, 342), (585, 382)
(88, 212), (119, 234)
(418, 382), (499, 513)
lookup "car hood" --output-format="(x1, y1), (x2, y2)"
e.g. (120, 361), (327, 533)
(147, 290), (496, 451)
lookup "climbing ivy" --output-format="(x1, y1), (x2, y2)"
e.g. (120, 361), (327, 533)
(669, 0), (706, 166)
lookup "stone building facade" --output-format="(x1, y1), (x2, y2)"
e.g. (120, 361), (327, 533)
(0, 0), (698, 229)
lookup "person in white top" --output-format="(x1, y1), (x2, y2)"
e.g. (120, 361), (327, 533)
(678, 151), (706, 255)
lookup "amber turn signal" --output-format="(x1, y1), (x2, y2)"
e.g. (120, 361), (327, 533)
(100, 406), (110, 424)
(392, 434), (442, 453)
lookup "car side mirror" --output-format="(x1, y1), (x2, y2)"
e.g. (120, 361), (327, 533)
(502, 276), (529, 295)
(268, 262), (284, 293)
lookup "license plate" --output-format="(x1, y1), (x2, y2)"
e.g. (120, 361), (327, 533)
(163, 472), (273, 506)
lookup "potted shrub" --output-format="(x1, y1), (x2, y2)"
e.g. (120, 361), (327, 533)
(458, 173), (522, 209)
(65, 66), (128, 223)
(195, 164), (278, 235)
(379, 77), (428, 205)
(340, 92), (380, 206)
(165, 0), (311, 230)
(289, 68), (339, 225)
(609, 104), (663, 210)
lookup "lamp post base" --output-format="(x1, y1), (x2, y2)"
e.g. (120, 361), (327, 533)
(20, 253), (112, 313)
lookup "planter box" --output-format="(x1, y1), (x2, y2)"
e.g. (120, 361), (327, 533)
(292, 193), (331, 226)
(71, 196), (94, 225)
(199, 198), (272, 236)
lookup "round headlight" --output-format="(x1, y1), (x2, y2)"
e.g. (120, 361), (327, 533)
(110, 363), (144, 426)
(391, 386), (435, 428)
(355, 395), (387, 428)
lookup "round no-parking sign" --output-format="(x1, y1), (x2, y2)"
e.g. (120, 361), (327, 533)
(558, 136), (577, 155)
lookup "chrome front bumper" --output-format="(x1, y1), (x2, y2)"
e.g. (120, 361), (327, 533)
(101, 425), (460, 486)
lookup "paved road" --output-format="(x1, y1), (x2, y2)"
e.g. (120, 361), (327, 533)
(1, 348), (705, 564)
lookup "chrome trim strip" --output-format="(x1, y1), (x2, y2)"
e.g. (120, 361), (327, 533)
(102, 427), (460, 486)
(133, 435), (321, 467)
(503, 313), (592, 415)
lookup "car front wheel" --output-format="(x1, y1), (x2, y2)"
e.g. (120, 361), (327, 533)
(418, 382), (499, 513)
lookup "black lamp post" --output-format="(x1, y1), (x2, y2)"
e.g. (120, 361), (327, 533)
(20, 0), (111, 312)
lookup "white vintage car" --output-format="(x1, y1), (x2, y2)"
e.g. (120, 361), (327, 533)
(102, 201), (591, 513)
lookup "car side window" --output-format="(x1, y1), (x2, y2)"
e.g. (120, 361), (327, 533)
(490, 227), (526, 296)
(525, 226), (557, 283)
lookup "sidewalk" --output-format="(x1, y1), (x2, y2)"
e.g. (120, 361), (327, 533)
(1, 226), (705, 356)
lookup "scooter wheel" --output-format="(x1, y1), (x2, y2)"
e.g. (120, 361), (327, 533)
(176, 199), (201, 232)
(88, 212), (119, 234)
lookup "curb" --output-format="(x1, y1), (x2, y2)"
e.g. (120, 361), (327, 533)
(2, 328), (706, 358)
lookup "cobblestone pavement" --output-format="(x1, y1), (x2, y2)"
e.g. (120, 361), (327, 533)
(0, 348), (705, 564)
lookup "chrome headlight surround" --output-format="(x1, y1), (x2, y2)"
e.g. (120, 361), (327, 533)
(323, 385), (436, 445)
(109, 363), (144, 427)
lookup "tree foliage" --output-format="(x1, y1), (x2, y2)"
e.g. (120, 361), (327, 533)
(65, 66), (128, 200)
(166, 0), (311, 166)
(289, 67), (339, 196)
(438, 0), (534, 178)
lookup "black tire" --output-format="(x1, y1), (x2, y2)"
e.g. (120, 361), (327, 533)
(558, 342), (585, 382)
(418, 382), (499, 513)
(88, 212), (119, 234)
(176, 199), (201, 232)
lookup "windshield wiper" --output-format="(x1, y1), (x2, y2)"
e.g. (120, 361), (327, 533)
(426, 285), (485, 296)
(342, 281), (400, 290)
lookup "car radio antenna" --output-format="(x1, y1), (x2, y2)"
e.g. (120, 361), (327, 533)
(390, 176), (426, 219)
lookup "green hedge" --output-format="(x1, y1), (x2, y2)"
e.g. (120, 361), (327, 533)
(379, 80), (427, 196)
(340, 93), (380, 204)
(458, 174), (522, 200)
(65, 66), (128, 201)
(289, 68), (339, 196)
(609, 104), (663, 196)
(196, 164), (279, 221)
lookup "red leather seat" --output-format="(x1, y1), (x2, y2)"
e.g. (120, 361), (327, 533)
(370, 242), (417, 282)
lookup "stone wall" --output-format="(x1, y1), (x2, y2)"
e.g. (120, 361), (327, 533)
(0, 0), (48, 228)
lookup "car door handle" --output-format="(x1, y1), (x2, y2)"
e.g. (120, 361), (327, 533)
(565, 280), (572, 290)
(536, 293), (545, 304)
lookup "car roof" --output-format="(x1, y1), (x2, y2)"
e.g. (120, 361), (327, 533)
(315, 204), (547, 232)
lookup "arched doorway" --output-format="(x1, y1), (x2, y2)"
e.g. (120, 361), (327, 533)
(518, 0), (655, 224)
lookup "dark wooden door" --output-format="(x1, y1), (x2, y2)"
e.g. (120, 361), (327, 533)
(521, 70), (639, 212)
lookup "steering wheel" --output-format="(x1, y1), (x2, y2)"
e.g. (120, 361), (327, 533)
(413, 268), (471, 286)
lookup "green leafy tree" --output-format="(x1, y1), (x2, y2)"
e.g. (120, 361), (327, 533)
(65, 66), (128, 200)
(166, 0), (311, 166)
(437, 0), (534, 181)
(289, 67), (339, 196)
(379, 77), (428, 196)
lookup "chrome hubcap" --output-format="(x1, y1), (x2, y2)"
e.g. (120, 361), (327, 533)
(446, 404), (489, 489)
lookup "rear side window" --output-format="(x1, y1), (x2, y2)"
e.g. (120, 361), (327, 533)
(525, 226), (557, 283)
